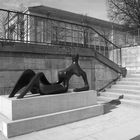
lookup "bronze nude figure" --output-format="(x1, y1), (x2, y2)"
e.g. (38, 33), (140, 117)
(9, 54), (89, 99)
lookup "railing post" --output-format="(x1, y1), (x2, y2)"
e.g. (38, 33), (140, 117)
(50, 20), (52, 44)
(65, 23), (66, 46)
(138, 28), (140, 42)
(120, 48), (122, 67)
(7, 11), (10, 40)
(71, 24), (73, 46)
(26, 14), (28, 43)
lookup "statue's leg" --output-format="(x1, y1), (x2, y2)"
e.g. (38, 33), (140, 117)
(73, 71), (89, 92)
(17, 72), (43, 99)
(82, 71), (89, 89)
(30, 73), (51, 94)
(9, 69), (36, 98)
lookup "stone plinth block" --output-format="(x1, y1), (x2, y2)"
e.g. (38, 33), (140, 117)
(0, 90), (97, 120)
(2, 105), (103, 138)
(0, 90), (104, 138)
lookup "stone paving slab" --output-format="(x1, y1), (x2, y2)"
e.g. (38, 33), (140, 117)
(1, 103), (140, 140)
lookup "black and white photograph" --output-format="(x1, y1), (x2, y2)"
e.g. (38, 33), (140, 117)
(0, 0), (140, 140)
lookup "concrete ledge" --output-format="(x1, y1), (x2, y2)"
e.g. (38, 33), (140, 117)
(0, 42), (95, 57)
(2, 104), (103, 138)
(0, 90), (97, 120)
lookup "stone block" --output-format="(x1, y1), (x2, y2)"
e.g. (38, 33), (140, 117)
(79, 59), (92, 69)
(2, 104), (103, 138)
(95, 68), (105, 80)
(0, 56), (25, 70)
(0, 90), (97, 120)
(0, 71), (22, 88)
(0, 90), (104, 138)
(50, 59), (66, 69)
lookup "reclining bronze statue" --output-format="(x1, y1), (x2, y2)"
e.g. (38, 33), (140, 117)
(9, 54), (89, 99)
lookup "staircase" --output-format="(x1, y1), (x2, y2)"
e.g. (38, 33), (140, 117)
(98, 72), (140, 107)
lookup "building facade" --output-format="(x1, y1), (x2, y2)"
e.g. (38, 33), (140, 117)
(3, 5), (132, 68)
(4, 6), (128, 48)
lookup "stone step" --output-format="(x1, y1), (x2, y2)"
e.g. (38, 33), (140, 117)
(99, 92), (123, 99)
(97, 96), (119, 104)
(0, 113), (8, 131)
(121, 78), (140, 82)
(1, 104), (103, 138)
(106, 88), (140, 95)
(123, 94), (140, 101)
(135, 72), (140, 74)
(117, 81), (140, 86)
(98, 94), (140, 107)
(100, 91), (140, 101)
(121, 99), (140, 107)
(111, 84), (140, 90)
(126, 74), (140, 78)
(98, 72), (140, 107)
(0, 118), (2, 131)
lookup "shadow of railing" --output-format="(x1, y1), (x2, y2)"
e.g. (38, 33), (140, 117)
(103, 96), (123, 114)
(103, 102), (120, 114)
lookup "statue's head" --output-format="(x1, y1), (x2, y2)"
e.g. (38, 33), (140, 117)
(72, 54), (79, 63)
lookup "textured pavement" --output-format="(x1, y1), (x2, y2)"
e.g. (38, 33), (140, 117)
(1, 103), (140, 140)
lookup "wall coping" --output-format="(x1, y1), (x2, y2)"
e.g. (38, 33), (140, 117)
(0, 41), (121, 73)
(0, 42), (94, 57)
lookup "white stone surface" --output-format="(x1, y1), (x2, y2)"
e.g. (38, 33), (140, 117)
(0, 90), (104, 138)
(1, 104), (140, 140)
(2, 104), (103, 138)
(0, 96), (12, 120)
(0, 90), (97, 120)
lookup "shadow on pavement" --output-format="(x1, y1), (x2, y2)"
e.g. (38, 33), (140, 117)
(103, 99), (121, 114)
(130, 135), (140, 140)
(103, 94), (123, 114)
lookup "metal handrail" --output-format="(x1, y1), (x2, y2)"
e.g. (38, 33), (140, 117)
(0, 8), (120, 48)
(0, 8), (122, 66)
(97, 74), (121, 93)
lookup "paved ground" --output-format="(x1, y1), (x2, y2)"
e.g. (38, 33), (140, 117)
(1, 103), (140, 140)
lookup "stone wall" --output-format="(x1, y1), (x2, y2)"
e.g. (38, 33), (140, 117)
(0, 42), (118, 95)
(122, 46), (140, 73)
(95, 59), (118, 90)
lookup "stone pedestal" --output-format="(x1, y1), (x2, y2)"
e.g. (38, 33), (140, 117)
(0, 90), (104, 138)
